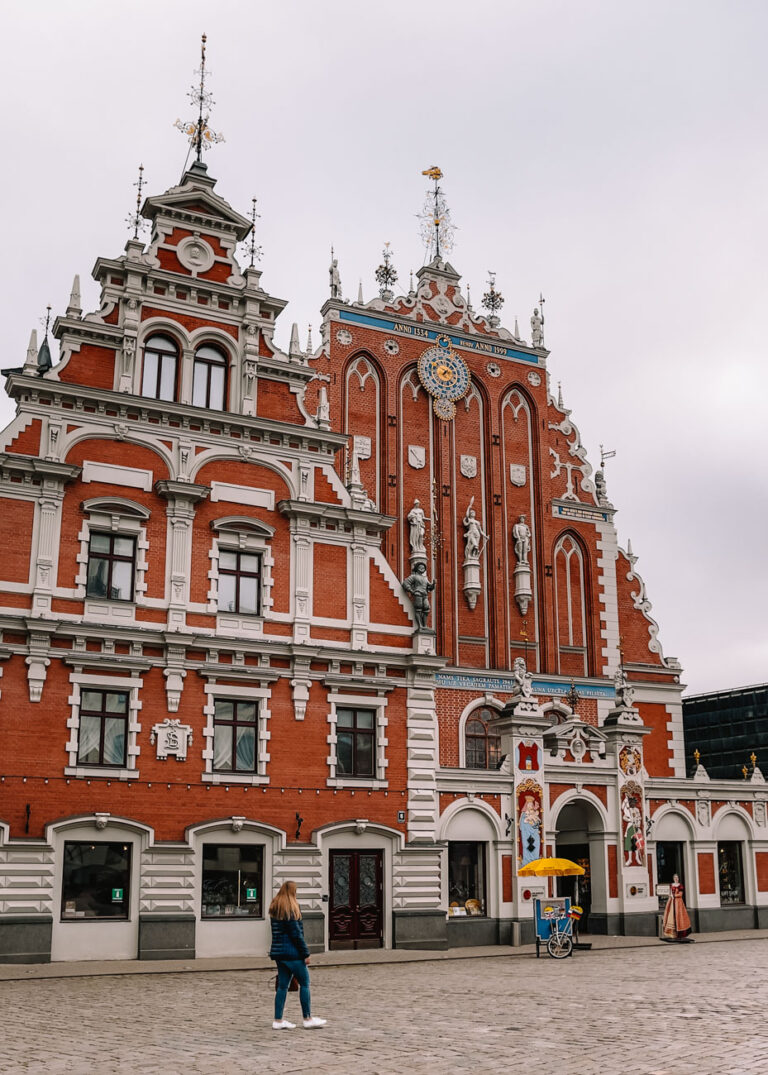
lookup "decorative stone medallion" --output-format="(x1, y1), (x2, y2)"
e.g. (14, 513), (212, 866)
(527, 370), (542, 387)
(383, 338), (400, 355)
(336, 328), (353, 346)
(408, 445), (426, 469)
(176, 235), (215, 274)
(486, 362), (501, 378)
(509, 464), (526, 487)
(460, 454), (477, 479)
(150, 718), (194, 761)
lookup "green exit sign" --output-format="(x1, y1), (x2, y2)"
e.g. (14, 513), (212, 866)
(111, 888), (124, 902)
(245, 888), (257, 902)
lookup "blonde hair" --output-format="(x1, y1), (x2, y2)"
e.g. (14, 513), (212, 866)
(269, 880), (302, 920)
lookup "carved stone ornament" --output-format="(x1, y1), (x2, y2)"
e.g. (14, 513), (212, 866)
(696, 799), (710, 827)
(460, 455), (477, 479)
(408, 445), (426, 470)
(509, 464), (526, 487)
(177, 235), (215, 273)
(336, 327), (353, 346)
(150, 718), (193, 761)
(94, 812), (110, 831)
(231, 816), (245, 833)
(383, 338), (400, 355)
(353, 435), (371, 460)
(754, 801), (766, 827)
(486, 362), (501, 378)
(527, 371), (541, 387)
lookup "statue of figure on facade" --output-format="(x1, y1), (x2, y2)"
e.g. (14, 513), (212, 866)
(614, 665), (635, 709)
(512, 514), (531, 564)
(330, 255), (342, 300)
(402, 561), (435, 629)
(511, 656), (534, 699)
(463, 498), (487, 562)
(531, 305), (545, 348)
(407, 499), (427, 556)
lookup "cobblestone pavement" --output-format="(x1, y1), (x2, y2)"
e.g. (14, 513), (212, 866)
(1, 939), (766, 1074)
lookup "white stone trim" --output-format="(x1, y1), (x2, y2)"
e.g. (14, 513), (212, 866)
(82, 461), (153, 491)
(75, 501), (150, 624)
(206, 521), (275, 635)
(326, 691), (389, 787)
(596, 521), (621, 676)
(64, 671), (143, 779)
(209, 482), (275, 509)
(201, 680), (271, 785)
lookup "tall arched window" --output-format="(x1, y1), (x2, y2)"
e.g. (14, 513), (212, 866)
(465, 709), (501, 770)
(193, 344), (228, 410)
(141, 334), (178, 402)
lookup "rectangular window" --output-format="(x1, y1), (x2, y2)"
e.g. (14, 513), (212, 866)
(213, 699), (258, 772)
(718, 841), (744, 904)
(61, 841), (131, 919)
(86, 533), (136, 601)
(77, 690), (128, 767)
(448, 841), (487, 916)
(218, 550), (262, 615)
(201, 844), (264, 918)
(336, 707), (376, 778)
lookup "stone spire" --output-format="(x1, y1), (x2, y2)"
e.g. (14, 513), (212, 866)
(289, 322), (302, 359)
(66, 275), (82, 319)
(23, 330), (38, 374)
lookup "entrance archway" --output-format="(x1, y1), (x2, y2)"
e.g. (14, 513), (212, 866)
(551, 796), (607, 934)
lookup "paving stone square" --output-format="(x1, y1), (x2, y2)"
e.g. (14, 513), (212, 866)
(0, 939), (764, 1074)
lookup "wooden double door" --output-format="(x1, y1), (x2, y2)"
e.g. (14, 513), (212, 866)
(329, 850), (383, 950)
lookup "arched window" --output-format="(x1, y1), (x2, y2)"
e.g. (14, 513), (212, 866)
(141, 334), (178, 402)
(193, 344), (228, 410)
(465, 710), (501, 770)
(553, 532), (590, 676)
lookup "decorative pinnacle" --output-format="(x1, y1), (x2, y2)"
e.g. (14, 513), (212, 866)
(374, 242), (398, 298)
(241, 197), (262, 268)
(561, 678), (581, 712)
(481, 271), (504, 316)
(174, 33), (224, 163)
(39, 304), (52, 337)
(126, 164), (148, 239)
(742, 765), (749, 780)
(750, 751), (757, 768)
(419, 166), (455, 261)
(693, 748), (701, 766)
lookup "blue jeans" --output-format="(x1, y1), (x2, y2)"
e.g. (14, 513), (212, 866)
(274, 959), (311, 1020)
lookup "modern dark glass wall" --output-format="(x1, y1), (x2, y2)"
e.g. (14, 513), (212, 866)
(683, 684), (768, 780)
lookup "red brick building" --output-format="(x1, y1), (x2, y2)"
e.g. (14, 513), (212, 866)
(0, 156), (765, 964)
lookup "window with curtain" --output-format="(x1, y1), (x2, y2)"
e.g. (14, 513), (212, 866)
(465, 710), (501, 769)
(218, 549), (262, 614)
(213, 699), (258, 772)
(141, 333), (178, 401)
(77, 689), (128, 767)
(193, 343), (227, 409)
(86, 532), (136, 601)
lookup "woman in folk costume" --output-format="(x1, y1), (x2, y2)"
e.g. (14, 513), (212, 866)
(269, 881), (327, 1030)
(662, 873), (692, 940)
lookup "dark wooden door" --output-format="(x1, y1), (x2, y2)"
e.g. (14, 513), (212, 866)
(329, 850), (383, 949)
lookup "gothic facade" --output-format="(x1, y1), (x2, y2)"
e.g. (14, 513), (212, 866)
(0, 158), (765, 964)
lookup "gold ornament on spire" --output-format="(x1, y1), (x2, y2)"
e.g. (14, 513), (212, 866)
(174, 33), (224, 164)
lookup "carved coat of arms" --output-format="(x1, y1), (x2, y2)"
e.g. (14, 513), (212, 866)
(460, 455), (477, 479)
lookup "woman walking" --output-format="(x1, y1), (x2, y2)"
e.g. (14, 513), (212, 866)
(269, 881), (327, 1030)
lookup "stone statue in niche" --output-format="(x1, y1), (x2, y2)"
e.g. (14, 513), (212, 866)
(463, 498), (487, 562)
(402, 561), (435, 630)
(407, 499), (427, 556)
(512, 515), (531, 564)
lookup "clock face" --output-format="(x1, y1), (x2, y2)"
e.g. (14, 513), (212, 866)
(417, 336), (471, 419)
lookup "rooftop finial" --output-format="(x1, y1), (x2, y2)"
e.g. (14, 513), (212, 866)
(174, 33), (224, 165)
(600, 444), (617, 470)
(375, 242), (398, 301)
(126, 164), (148, 239)
(481, 271), (504, 327)
(419, 166), (455, 262)
(241, 197), (262, 268)
(37, 305), (53, 373)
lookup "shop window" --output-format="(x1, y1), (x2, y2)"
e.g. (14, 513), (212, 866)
(448, 842), (487, 916)
(201, 844), (264, 918)
(336, 707), (375, 778)
(656, 841), (685, 886)
(718, 841), (744, 904)
(61, 841), (131, 919)
(218, 550), (262, 615)
(193, 344), (228, 410)
(465, 711), (501, 769)
(86, 533), (136, 601)
(77, 689), (128, 767)
(141, 333), (178, 402)
(213, 699), (258, 772)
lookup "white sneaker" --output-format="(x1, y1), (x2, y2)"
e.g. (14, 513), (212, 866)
(272, 1019), (296, 1030)
(303, 1016), (327, 1029)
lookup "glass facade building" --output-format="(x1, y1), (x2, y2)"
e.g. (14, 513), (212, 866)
(683, 683), (768, 779)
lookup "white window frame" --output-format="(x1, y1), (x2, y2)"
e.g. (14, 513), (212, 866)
(326, 692), (388, 788)
(64, 671), (142, 780)
(207, 517), (275, 638)
(202, 681), (272, 785)
(75, 498), (150, 625)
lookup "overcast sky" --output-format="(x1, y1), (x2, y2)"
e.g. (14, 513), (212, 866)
(3, 2), (766, 696)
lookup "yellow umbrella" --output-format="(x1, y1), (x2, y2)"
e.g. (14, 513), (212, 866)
(517, 856), (585, 877)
